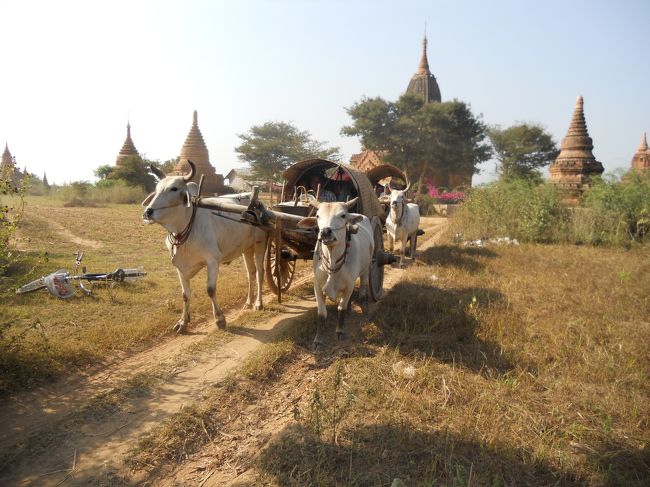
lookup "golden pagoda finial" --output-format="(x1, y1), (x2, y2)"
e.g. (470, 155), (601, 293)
(193, 110), (198, 126)
(639, 132), (648, 152)
(417, 35), (430, 75)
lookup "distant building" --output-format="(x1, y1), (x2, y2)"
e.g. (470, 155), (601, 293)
(549, 96), (604, 203)
(1, 143), (29, 185)
(405, 36), (441, 104)
(349, 35), (470, 189)
(172, 111), (225, 195)
(631, 132), (650, 173)
(115, 122), (141, 166)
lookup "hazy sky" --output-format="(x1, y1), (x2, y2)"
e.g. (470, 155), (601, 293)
(1, 0), (648, 185)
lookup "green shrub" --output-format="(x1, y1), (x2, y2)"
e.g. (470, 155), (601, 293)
(450, 173), (650, 246)
(451, 179), (566, 243)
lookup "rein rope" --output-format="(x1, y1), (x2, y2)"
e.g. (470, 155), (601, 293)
(315, 226), (351, 275)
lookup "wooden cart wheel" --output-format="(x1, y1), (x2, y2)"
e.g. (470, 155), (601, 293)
(369, 216), (385, 302)
(265, 237), (296, 295)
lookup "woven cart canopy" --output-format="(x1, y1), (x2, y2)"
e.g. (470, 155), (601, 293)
(366, 164), (407, 189)
(282, 159), (384, 219)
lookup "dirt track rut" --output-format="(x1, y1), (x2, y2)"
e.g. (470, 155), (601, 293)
(0, 217), (448, 486)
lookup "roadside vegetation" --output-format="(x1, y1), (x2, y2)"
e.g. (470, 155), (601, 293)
(450, 171), (650, 246)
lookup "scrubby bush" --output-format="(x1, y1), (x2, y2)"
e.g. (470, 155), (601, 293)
(55, 179), (146, 206)
(450, 179), (566, 243)
(450, 172), (650, 246)
(0, 177), (25, 273)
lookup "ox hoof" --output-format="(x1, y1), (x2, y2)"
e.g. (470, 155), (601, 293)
(254, 304), (263, 311)
(216, 318), (227, 330)
(242, 303), (253, 310)
(172, 321), (186, 334)
(336, 331), (345, 341)
(312, 340), (323, 352)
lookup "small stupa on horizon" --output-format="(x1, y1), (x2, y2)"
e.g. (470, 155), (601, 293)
(549, 96), (604, 203)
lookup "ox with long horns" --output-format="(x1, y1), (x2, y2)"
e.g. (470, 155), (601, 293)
(142, 161), (268, 332)
(386, 175), (420, 267)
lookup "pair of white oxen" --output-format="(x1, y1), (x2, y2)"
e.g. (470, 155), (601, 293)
(142, 162), (419, 349)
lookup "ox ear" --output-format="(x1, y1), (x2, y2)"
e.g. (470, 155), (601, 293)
(297, 217), (318, 229)
(306, 194), (320, 209)
(183, 182), (199, 207)
(142, 192), (156, 207)
(345, 197), (359, 211)
(348, 213), (363, 225)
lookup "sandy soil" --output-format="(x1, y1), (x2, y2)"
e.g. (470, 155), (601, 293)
(0, 217), (448, 486)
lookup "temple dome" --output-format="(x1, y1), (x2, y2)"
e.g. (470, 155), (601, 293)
(406, 36), (441, 103)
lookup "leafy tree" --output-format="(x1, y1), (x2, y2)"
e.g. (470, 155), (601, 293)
(235, 121), (341, 185)
(342, 93), (492, 189)
(159, 157), (180, 175)
(94, 164), (113, 180)
(94, 156), (156, 191)
(489, 123), (559, 181)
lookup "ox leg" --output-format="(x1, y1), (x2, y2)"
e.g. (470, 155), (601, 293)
(410, 232), (417, 260)
(241, 250), (255, 310)
(399, 237), (407, 268)
(313, 280), (327, 350)
(174, 270), (191, 333)
(207, 261), (227, 330)
(336, 287), (354, 340)
(358, 268), (370, 315)
(253, 238), (266, 310)
(387, 232), (394, 253)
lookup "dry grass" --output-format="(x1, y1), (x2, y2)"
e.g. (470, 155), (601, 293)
(126, 242), (649, 486)
(0, 196), (277, 394)
(255, 243), (650, 486)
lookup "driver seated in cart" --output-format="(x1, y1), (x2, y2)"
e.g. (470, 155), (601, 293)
(303, 173), (337, 202)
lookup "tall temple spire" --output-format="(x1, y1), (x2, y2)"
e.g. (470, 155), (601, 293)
(116, 121), (140, 166)
(172, 110), (224, 194)
(549, 96), (604, 203)
(631, 132), (650, 173)
(417, 36), (430, 75)
(406, 34), (441, 103)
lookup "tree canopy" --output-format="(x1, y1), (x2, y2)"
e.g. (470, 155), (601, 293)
(235, 121), (341, 183)
(341, 93), (492, 187)
(95, 156), (156, 191)
(489, 123), (559, 181)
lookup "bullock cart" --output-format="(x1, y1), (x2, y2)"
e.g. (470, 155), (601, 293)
(193, 159), (398, 302)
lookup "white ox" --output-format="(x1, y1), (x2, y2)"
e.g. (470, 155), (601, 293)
(142, 161), (267, 332)
(298, 196), (374, 348)
(386, 180), (420, 267)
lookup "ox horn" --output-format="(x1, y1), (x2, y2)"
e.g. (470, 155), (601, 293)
(403, 173), (411, 193)
(183, 160), (196, 181)
(149, 164), (166, 181)
(345, 197), (359, 210)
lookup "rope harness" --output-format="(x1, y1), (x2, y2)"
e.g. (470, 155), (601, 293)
(315, 225), (352, 275)
(390, 199), (405, 226)
(167, 203), (198, 256)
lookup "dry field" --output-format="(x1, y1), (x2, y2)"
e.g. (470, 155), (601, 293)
(0, 196), (648, 486)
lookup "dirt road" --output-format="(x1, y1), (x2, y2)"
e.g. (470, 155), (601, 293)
(0, 217), (448, 486)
